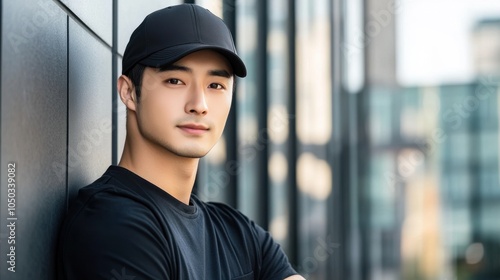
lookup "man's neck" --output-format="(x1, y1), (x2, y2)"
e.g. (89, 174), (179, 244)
(118, 138), (199, 205)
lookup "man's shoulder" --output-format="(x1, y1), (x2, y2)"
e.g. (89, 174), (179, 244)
(61, 173), (159, 236)
(198, 199), (260, 234)
(71, 174), (148, 213)
(201, 199), (248, 220)
(202, 201), (246, 215)
(57, 176), (170, 280)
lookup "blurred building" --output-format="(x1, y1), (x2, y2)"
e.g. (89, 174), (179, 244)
(473, 19), (500, 77)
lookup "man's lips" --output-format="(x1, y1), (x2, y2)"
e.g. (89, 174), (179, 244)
(177, 123), (209, 135)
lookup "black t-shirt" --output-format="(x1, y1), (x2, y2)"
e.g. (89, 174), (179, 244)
(57, 166), (297, 280)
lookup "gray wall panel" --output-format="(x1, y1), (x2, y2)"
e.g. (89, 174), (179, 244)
(0, 0), (68, 279)
(68, 19), (112, 201)
(61, 0), (112, 46)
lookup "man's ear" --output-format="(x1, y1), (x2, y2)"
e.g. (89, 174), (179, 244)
(117, 75), (137, 112)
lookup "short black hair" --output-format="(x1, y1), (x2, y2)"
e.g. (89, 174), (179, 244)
(126, 64), (146, 99)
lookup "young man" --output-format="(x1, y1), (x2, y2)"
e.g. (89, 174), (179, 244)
(57, 4), (304, 280)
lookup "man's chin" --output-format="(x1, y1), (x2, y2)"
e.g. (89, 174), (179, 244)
(171, 149), (209, 159)
(180, 153), (207, 159)
(153, 139), (212, 159)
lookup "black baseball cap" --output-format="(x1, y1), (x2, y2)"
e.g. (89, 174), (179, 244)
(122, 4), (247, 77)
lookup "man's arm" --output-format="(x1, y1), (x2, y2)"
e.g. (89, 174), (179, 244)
(249, 218), (305, 279)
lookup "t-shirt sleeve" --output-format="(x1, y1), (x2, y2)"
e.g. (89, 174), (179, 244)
(57, 190), (171, 280)
(251, 220), (299, 279)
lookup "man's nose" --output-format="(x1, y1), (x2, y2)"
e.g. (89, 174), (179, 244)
(185, 86), (208, 115)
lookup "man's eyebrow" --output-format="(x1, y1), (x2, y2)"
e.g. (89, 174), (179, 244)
(158, 64), (191, 73)
(208, 69), (232, 78)
(158, 64), (232, 78)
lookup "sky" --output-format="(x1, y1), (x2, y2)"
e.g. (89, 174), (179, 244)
(396, 0), (500, 86)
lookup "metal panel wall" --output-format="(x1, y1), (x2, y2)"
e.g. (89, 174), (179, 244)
(60, 0), (113, 45)
(1, 0), (114, 278)
(66, 18), (112, 201)
(0, 0), (68, 279)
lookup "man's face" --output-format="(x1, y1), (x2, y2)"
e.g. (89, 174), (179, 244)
(134, 49), (234, 158)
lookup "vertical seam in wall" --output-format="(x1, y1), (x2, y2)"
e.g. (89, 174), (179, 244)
(111, 0), (118, 165)
(53, 0), (111, 50)
(0, 0), (3, 167)
(64, 15), (70, 212)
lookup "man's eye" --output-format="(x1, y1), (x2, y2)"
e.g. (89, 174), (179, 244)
(208, 83), (224, 90)
(165, 78), (182, 85)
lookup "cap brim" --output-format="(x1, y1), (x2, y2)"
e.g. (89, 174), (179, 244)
(139, 44), (247, 77)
